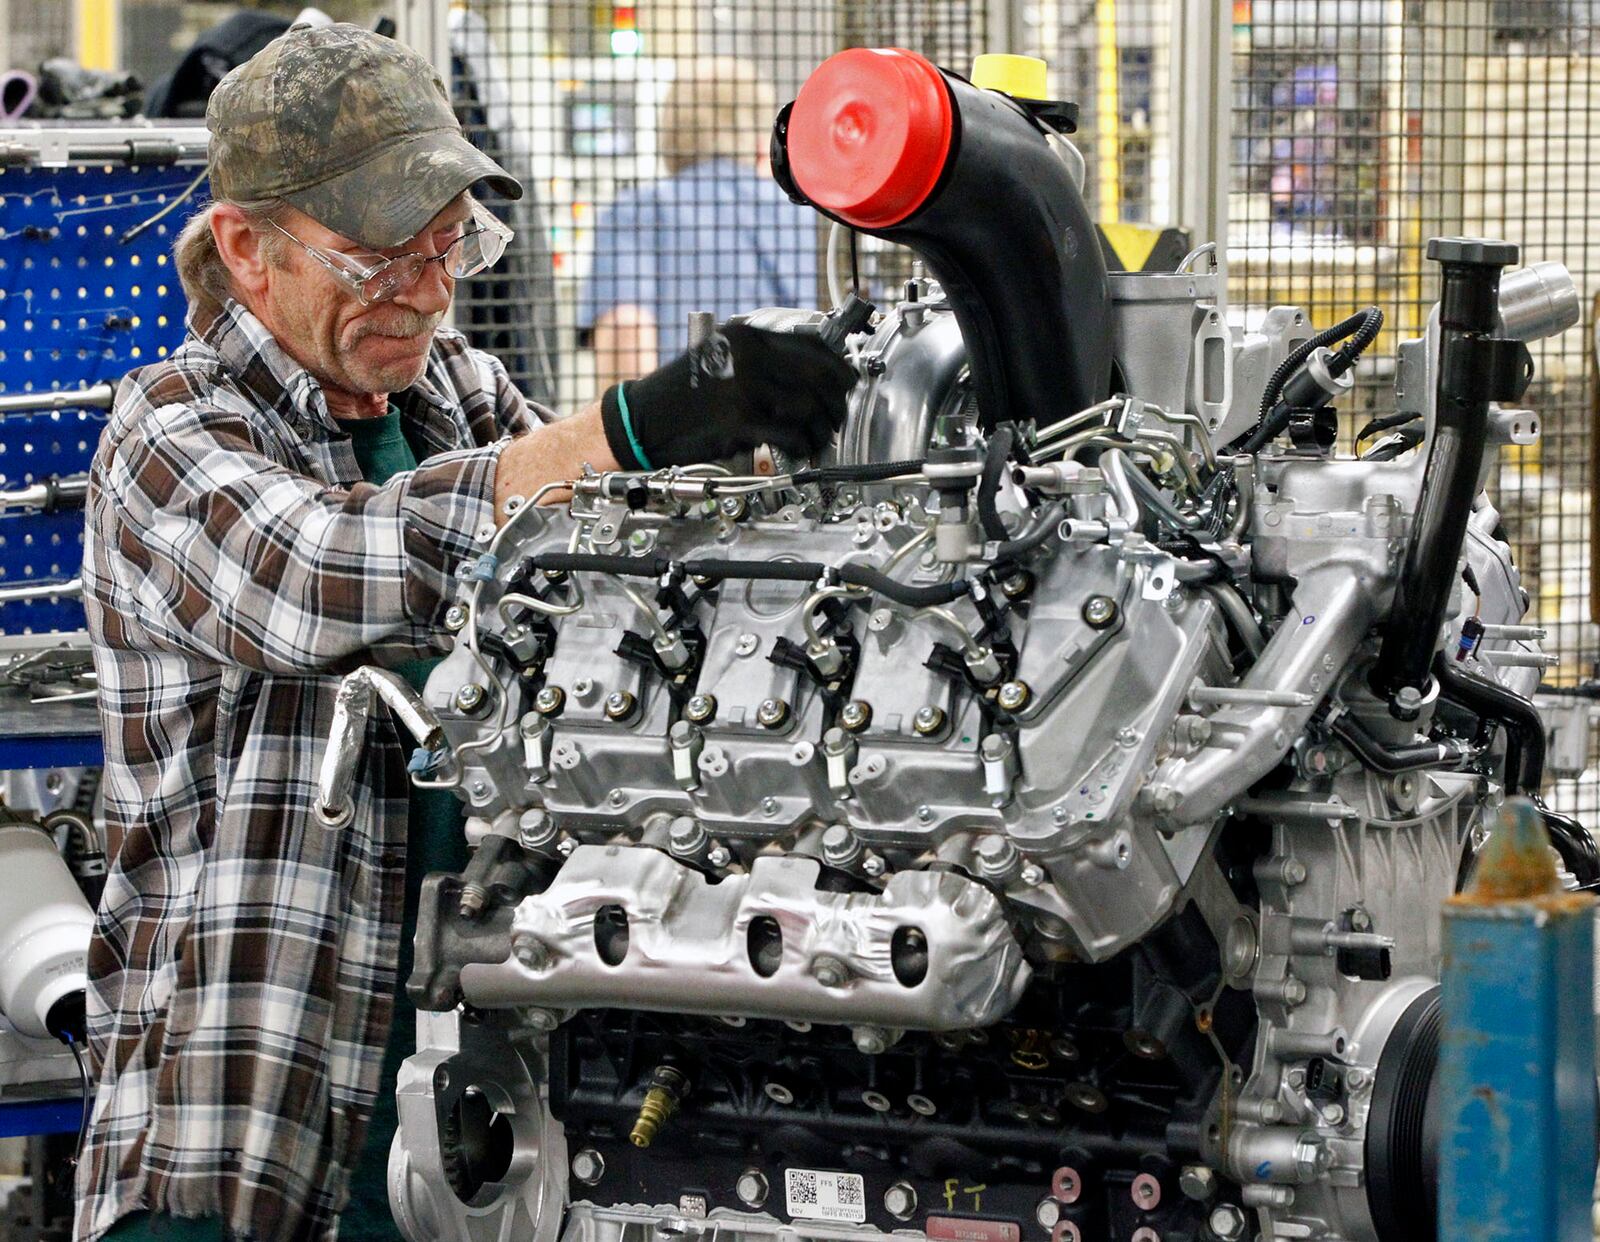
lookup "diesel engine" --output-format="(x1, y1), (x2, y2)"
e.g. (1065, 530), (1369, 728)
(314, 48), (1591, 1242)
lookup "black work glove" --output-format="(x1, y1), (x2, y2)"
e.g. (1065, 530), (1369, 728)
(601, 323), (855, 469)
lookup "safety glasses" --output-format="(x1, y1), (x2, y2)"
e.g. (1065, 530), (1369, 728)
(265, 197), (514, 305)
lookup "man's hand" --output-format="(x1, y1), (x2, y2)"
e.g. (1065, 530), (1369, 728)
(493, 404), (618, 524)
(600, 324), (855, 469)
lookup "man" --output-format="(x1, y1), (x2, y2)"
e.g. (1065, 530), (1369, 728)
(75, 24), (850, 1242)
(579, 58), (820, 389)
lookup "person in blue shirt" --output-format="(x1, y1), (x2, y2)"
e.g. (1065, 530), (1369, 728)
(580, 58), (821, 390)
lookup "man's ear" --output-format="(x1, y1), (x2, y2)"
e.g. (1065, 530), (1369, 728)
(211, 204), (273, 300)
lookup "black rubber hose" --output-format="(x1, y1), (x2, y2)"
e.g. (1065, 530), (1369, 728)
(1330, 716), (1468, 775)
(836, 565), (971, 607)
(1539, 805), (1600, 889)
(531, 551), (667, 577)
(994, 501), (1068, 560)
(976, 423), (1014, 542)
(680, 557), (827, 582)
(790, 459), (925, 486)
(1433, 653), (1545, 794)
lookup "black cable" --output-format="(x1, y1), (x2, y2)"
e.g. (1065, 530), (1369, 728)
(849, 228), (860, 297)
(64, 1033), (90, 1169)
(1228, 307), (1385, 455)
(1362, 426), (1425, 461)
(1356, 410), (1422, 444)
(1259, 307), (1385, 421)
(681, 557), (825, 582)
(976, 424), (1015, 542)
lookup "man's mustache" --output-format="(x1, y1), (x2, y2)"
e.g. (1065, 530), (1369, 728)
(350, 309), (440, 342)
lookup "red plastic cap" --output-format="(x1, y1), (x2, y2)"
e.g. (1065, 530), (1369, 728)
(787, 47), (954, 230)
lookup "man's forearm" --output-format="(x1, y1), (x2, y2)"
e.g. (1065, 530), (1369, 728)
(493, 401), (617, 523)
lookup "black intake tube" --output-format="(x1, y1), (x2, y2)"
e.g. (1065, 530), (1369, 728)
(1371, 239), (1519, 710)
(1434, 652), (1545, 794)
(775, 54), (1113, 427)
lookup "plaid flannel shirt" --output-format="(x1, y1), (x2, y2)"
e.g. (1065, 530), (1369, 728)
(75, 299), (550, 1242)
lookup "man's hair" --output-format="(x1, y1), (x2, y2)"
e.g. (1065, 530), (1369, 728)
(659, 58), (778, 176)
(173, 196), (294, 314)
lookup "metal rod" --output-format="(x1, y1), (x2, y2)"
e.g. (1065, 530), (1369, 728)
(0, 383), (115, 415)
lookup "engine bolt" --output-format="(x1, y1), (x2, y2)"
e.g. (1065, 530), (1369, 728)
(719, 495), (747, 519)
(735, 1169), (769, 1209)
(454, 683), (488, 714)
(534, 686), (565, 716)
(821, 824), (862, 868)
(762, 796), (780, 816)
(996, 680), (1031, 712)
(1208, 1204), (1247, 1241)
(1130, 1230), (1161, 1242)
(443, 605), (467, 632)
(571, 1148), (606, 1185)
(884, 1182), (918, 1221)
(668, 816), (707, 857)
(763, 1082), (795, 1105)
(1051, 1224), (1083, 1242)
(1179, 1165), (1216, 1201)
(906, 1093), (937, 1116)
(912, 704), (947, 736)
(1082, 594), (1119, 629)
(1131, 1173), (1162, 1211)
(1000, 570), (1033, 601)
(1035, 1199), (1062, 1230)
(604, 690), (636, 721)
(839, 699), (872, 732)
(1020, 862), (1047, 886)
(1052, 1167), (1082, 1204)
(813, 955), (851, 987)
(518, 809), (557, 852)
(853, 1025), (894, 1055)
(628, 528), (652, 551)
(512, 933), (549, 970)
(1117, 725), (1140, 747)
(757, 698), (791, 729)
(684, 693), (717, 723)
(917, 804), (935, 823)
(706, 844), (732, 868)
(734, 632), (760, 657)
(861, 1089), (892, 1112)
(861, 853), (886, 877)
(975, 835), (1022, 883)
(607, 788), (626, 808)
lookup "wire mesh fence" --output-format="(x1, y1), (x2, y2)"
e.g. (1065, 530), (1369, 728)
(1228, 0), (1600, 816)
(447, 0), (994, 411)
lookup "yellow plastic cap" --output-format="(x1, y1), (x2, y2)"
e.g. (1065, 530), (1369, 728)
(971, 53), (1049, 101)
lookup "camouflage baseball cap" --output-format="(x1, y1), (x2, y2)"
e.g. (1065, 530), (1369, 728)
(207, 22), (522, 249)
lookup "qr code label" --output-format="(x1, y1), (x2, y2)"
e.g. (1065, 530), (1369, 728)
(784, 1168), (867, 1223)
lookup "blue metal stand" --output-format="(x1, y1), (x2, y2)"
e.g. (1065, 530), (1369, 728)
(0, 1096), (81, 1138)
(1439, 797), (1597, 1241)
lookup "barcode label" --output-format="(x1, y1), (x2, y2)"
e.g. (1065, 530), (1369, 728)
(785, 1168), (867, 1223)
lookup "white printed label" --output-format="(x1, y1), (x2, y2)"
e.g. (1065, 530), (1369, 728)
(784, 1168), (867, 1224)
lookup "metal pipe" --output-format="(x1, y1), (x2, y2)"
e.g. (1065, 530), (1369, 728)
(0, 382), (115, 415)
(0, 578), (82, 603)
(316, 668), (448, 828)
(1372, 239), (1519, 711)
